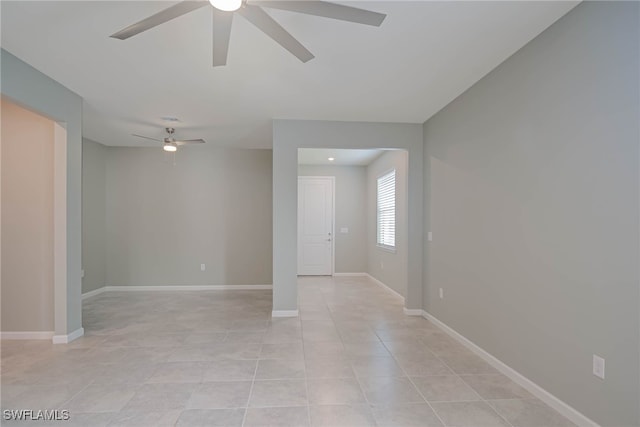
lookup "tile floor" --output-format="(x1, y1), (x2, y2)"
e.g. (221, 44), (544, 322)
(1, 276), (576, 426)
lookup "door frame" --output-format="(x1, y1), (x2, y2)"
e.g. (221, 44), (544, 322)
(297, 176), (336, 276)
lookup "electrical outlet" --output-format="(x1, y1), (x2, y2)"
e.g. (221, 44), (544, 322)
(593, 355), (605, 379)
(380, 261), (384, 269)
(428, 232), (433, 242)
(439, 288), (444, 299)
(200, 264), (206, 271)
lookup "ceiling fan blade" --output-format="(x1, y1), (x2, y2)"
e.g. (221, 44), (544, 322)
(132, 134), (163, 142)
(175, 139), (206, 146)
(253, 1), (386, 27)
(110, 1), (209, 40)
(212, 9), (234, 67)
(238, 5), (314, 63)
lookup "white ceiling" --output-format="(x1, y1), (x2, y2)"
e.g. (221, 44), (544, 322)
(0, 1), (578, 149)
(298, 148), (384, 166)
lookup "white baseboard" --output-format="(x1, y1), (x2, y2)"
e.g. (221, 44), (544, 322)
(422, 310), (599, 427)
(272, 310), (299, 318)
(365, 274), (405, 302)
(1, 331), (54, 340)
(82, 287), (108, 300)
(403, 308), (423, 316)
(52, 327), (84, 344)
(82, 285), (272, 299)
(333, 272), (367, 277)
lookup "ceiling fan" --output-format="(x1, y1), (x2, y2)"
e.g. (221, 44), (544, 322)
(133, 127), (206, 152)
(110, 0), (386, 67)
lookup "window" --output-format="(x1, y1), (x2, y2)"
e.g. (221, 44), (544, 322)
(377, 170), (396, 249)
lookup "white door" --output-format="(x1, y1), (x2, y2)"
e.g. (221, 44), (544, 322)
(298, 177), (334, 275)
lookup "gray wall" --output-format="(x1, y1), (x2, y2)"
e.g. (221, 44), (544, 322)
(1, 99), (55, 332)
(82, 138), (107, 294)
(1, 49), (83, 336)
(273, 120), (423, 312)
(298, 165), (367, 274)
(105, 146), (272, 286)
(422, 2), (639, 425)
(367, 150), (408, 297)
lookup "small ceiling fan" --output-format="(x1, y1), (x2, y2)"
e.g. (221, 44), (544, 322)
(133, 127), (206, 152)
(110, 0), (386, 67)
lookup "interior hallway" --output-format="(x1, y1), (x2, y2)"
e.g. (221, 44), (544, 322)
(1, 276), (574, 426)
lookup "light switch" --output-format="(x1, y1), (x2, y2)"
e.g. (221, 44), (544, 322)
(340, 227), (349, 234)
(428, 232), (433, 242)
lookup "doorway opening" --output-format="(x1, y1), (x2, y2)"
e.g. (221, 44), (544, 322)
(297, 148), (408, 299)
(1, 97), (68, 341)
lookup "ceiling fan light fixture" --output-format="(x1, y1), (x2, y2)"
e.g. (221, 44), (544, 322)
(209, 0), (241, 12)
(163, 142), (177, 152)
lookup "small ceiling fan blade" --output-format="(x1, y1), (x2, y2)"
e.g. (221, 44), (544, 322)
(253, 1), (386, 27)
(239, 5), (314, 63)
(132, 134), (163, 142)
(213, 9), (234, 67)
(175, 139), (206, 146)
(110, 1), (209, 40)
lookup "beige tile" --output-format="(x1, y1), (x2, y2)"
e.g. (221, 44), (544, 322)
(395, 355), (454, 376)
(411, 375), (481, 402)
(184, 332), (227, 345)
(249, 380), (308, 407)
(202, 359), (257, 381)
(358, 376), (425, 407)
(350, 356), (404, 378)
(490, 398), (576, 427)
(260, 343), (305, 360)
(309, 404), (376, 427)
(342, 341), (391, 358)
(66, 384), (138, 413)
(307, 378), (366, 405)
(431, 401), (511, 427)
(121, 383), (195, 412)
(461, 374), (533, 399)
(1, 278), (574, 427)
(1, 384), (87, 411)
(305, 357), (354, 379)
(255, 358), (305, 380)
(91, 363), (157, 384)
(175, 408), (245, 427)
(187, 381), (252, 409)
(437, 353), (498, 375)
(146, 362), (205, 383)
(107, 410), (181, 427)
(304, 342), (345, 359)
(372, 403), (444, 426)
(244, 406), (310, 427)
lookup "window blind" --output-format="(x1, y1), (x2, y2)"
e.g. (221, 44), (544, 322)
(377, 170), (396, 248)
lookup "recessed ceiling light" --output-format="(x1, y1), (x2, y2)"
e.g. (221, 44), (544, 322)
(161, 116), (180, 122)
(328, 157), (335, 161)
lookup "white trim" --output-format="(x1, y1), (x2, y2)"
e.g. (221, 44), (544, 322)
(403, 308), (423, 316)
(333, 272), (367, 277)
(101, 284), (272, 292)
(52, 327), (84, 344)
(365, 273), (405, 302)
(422, 310), (600, 427)
(53, 123), (68, 340)
(1, 331), (55, 340)
(272, 310), (299, 318)
(82, 286), (108, 299)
